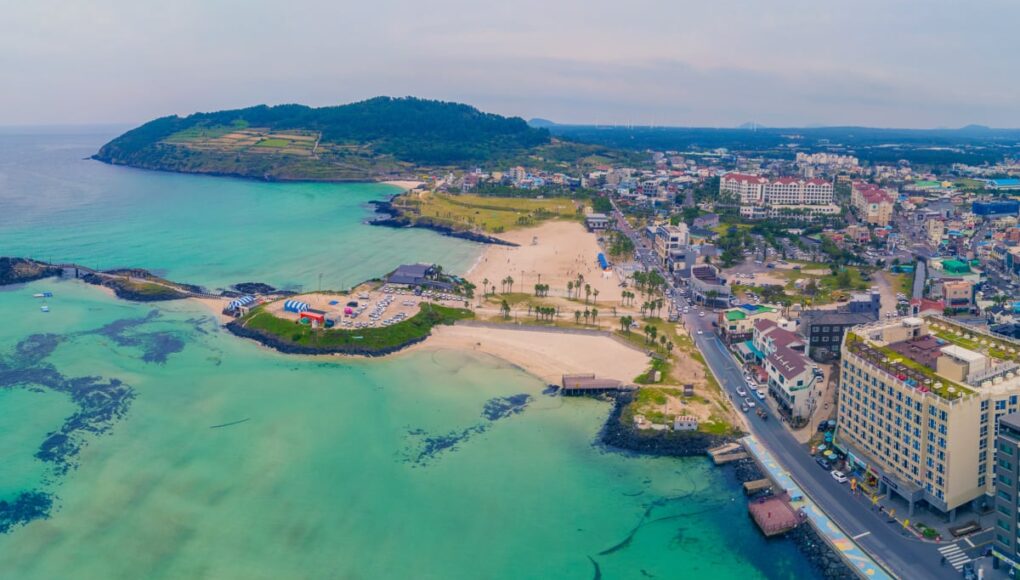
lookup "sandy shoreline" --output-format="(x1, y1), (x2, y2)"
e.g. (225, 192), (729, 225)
(381, 180), (424, 192)
(407, 324), (649, 384)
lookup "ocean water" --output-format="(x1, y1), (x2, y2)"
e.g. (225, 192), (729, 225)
(0, 128), (478, 291)
(0, 129), (821, 578)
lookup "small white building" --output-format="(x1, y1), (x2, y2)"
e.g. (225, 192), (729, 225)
(673, 415), (699, 431)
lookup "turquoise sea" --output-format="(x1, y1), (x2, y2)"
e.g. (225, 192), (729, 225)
(0, 128), (821, 578)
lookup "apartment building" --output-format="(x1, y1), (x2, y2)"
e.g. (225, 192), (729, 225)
(851, 182), (896, 227)
(835, 316), (1020, 518)
(653, 224), (689, 268)
(993, 413), (1020, 570)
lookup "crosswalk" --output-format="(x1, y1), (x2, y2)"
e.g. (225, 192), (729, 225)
(938, 543), (972, 571)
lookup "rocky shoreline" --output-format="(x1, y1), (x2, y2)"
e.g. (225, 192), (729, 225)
(0, 257), (61, 286)
(225, 319), (430, 357)
(368, 199), (519, 247)
(598, 392), (856, 579)
(599, 392), (735, 456)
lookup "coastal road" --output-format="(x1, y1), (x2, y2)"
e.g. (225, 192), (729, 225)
(682, 309), (959, 579)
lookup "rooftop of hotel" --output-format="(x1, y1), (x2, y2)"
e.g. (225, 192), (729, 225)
(845, 315), (1020, 401)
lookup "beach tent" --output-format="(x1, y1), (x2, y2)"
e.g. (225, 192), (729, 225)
(227, 295), (256, 310)
(597, 253), (610, 270)
(284, 300), (309, 313)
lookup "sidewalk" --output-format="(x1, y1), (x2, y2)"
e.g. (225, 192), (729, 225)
(742, 435), (893, 580)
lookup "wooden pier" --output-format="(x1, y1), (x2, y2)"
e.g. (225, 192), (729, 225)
(748, 492), (805, 537)
(743, 479), (772, 495)
(559, 374), (635, 396)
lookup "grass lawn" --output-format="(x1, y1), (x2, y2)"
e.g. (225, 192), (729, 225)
(404, 192), (582, 233)
(241, 303), (472, 352)
(881, 270), (913, 296)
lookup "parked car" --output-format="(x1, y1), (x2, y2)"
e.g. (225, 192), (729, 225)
(754, 389), (766, 401)
(831, 470), (848, 484)
(816, 457), (832, 470)
(744, 397), (756, 408)
(736, 386), (747, 397)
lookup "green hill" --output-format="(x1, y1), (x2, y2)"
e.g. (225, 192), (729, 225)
(93, 97), (554, 181)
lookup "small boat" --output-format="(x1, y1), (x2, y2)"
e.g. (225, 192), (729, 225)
(32, 292), (53, 298)
(40, 305), (50, 313)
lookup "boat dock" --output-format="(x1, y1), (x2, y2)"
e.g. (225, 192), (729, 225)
(743, 479), (772, 494)
(707, 442), (748, 465)
(748, 492), (805, 537)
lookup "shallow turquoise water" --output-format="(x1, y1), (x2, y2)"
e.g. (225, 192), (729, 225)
(0, 129), (478, 291)
(0, 279), (818, 579)
(0, 130), (821, 578)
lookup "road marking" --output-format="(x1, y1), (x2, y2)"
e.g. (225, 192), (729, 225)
(938, 543), (971, 571)
(964, 536), (975, 548)
(851, 531), (871, 540)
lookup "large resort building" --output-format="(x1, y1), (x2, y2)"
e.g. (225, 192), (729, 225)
(835, 315), (1020, 519)
(720, 173), (839, 221)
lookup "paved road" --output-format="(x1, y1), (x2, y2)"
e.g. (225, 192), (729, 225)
(682, 309), (959, 579)
(607, 211), (970, 579)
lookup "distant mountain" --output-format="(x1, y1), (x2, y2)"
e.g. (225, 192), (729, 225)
(528, 118), (557, 128)
(94, 97), (553, 181)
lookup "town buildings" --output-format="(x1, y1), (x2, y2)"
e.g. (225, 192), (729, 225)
(835, 316), (1020, 518)
(688, 264), (731, 308)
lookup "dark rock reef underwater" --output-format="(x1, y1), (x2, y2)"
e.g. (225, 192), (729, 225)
(0, 309), (192, 534)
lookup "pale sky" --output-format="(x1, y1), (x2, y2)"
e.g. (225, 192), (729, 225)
(2, 0), (1018, 128)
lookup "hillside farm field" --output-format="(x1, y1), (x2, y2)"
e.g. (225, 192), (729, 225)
(166, 126), (320, 157)
(396, 191), (583, 233)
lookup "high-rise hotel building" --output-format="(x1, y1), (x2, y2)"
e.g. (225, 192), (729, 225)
(836, 315), (1020, 518)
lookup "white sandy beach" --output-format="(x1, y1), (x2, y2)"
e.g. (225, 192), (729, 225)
(467, 220), (623, 304)
(381, 180), (425, 191)
(412, 324), (649, 384)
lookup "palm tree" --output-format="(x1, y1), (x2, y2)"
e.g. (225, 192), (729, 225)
(574, 310), (582, 324)
(567, 281), (574, 299)
(648, 325), (658, 345)
(619, 316), (629, 332)
(591, 308), (599, 327)
(593, 288), (600, 304)
(506, 276), (514, 294)
(584, 284), (592, 304)
(583, 308), (591, 325)
(666, 341), (674, 356)
(482, 278), (489, 297)
(500, 300), (511, 319)
(659, 334), (667, 352)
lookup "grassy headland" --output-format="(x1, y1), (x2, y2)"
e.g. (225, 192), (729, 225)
(228, 303), (473, 355)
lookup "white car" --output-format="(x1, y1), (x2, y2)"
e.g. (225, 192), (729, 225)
(736, 386), (747, 397)
(831, 470), (848, 484)
(697, 329), (703, 335)
(744, 397), (756, 408)
(699, 311), (705, 317)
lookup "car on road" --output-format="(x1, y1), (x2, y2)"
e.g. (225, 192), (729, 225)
(754, 389), (765, 400)
(736, 386), (747, 396)
(699, 311), (705, 317)
(744, 397), (755, 408)
(696, 329), (703, 335)
(816, 457), (832, 470)
(831, 470), (848, 483)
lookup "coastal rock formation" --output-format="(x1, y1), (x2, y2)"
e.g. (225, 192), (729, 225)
(600, 392), (737, 457)
(0, 257), (61, 286)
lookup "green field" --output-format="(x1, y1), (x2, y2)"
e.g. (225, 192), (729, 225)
(403, 192), (582, 233)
